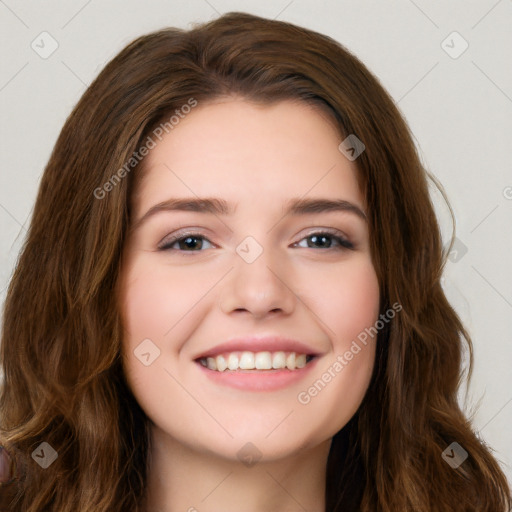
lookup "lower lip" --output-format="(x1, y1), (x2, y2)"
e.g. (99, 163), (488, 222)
(195, 357), (319, 391)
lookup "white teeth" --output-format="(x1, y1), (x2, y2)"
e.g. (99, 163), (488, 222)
(216, 355), (228, 372)
(255, 351), (272, 370)
(239, 351), (255, 370)
(272, 351), (286, 369)
(227, 353), (239, 370)
(295, 354), (306, 368)
(199, 351), (312, 372)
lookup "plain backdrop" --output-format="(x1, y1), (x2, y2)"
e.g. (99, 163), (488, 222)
(1, 0), (511, 483)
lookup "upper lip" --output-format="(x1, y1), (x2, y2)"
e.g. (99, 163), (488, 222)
(194, 336), (321, 360)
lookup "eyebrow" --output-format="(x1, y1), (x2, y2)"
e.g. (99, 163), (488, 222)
(130, 196), (367, 231)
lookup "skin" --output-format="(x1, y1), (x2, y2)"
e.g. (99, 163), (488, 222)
(118, 98), (380, 512)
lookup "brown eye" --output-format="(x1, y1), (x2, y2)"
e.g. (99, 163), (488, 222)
(295, 231), (353, 250)
(158, 233), (213, 251)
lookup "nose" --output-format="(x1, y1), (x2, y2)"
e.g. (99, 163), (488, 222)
(219, 243), (296, 319)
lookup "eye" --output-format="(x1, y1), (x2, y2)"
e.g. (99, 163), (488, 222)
(294, 230), (354, 250)
(158, 229), (354, 253)
(158, 232), (214, 252)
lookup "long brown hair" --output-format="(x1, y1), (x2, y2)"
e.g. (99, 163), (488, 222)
(1, 12), (510, 511)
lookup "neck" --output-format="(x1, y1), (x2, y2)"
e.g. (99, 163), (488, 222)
(144, 425), (330, 512)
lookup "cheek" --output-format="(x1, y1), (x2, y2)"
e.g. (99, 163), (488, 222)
(305, 255), (380, 345)
(119, 258), (210, 347)
(338, 265), (380, 342)
(296, 256), (380, 420)
(118, 257), (221, 410)
(118, 260), (189, 422)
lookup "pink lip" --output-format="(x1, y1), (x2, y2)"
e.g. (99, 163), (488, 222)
(195, 356), (320, 392)
(193, 336), (320, 360)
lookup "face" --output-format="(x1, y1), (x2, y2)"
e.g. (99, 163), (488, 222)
(118, 98), (380, 462)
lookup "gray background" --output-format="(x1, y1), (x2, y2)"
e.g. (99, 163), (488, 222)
(1, 0), (511, 482)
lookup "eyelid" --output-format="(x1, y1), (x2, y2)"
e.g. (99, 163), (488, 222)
(157, 226), (354, 252)
(157, 228), (216, 250)
(294, 227), (354, 249)
(299, 226), (349, 240)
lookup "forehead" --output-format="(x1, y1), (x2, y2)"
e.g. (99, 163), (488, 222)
(132, 98), (363, 214)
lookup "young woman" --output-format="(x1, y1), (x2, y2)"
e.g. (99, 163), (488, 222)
(1, 12), (510, 512)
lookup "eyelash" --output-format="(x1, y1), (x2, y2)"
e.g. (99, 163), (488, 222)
(157, 229), (354, 253)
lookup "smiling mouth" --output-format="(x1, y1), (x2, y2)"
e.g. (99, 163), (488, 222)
(196, 351), (316, 372)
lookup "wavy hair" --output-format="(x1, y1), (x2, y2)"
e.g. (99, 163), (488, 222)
(1, 12), (510, 511)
